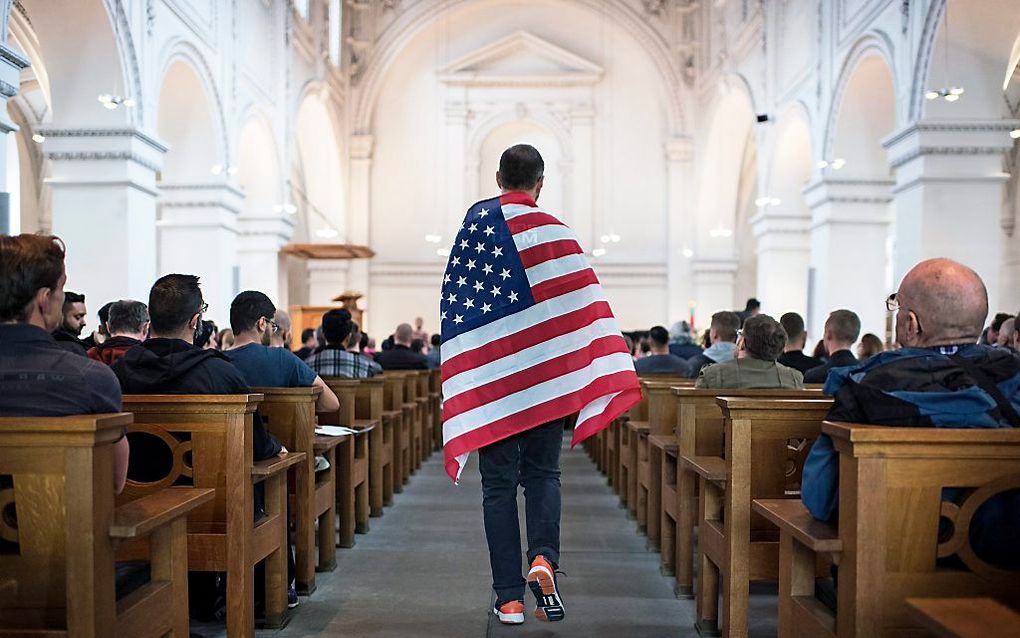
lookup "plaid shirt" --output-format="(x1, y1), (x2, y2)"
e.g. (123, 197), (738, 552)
(304, 347), (382, 379)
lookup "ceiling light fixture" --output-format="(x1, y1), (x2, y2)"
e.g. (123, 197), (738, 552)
(709, 225), (733, 238)
(925, 5), (964, 103)
(98, 94), (136, 110)
(1010, 129), (1020, 140)
(818, 158), (846, 170)
(682, 247), (694, 258)
(424, 234), (442, 244)
(31, 133), (44, 143)
(437, 247), (450, 257)
(591, 247), (607, 257)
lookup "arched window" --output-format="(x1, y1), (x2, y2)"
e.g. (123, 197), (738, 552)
(293, 0), (310, 21)
(329, 0), (343, 67)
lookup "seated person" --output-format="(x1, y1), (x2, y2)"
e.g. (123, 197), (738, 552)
(635, 325), (692, 376)
(801, 258), (1020, 567)
(426, 334), (442, 369)
(777, 312), (821, 374)
(686, 311), (740, 377)
(88, 299), (149, 365)
(82, 301), (113, 349)
(0, 234), (128, 493)
(668, 320), (702, 360)
(52, 290), (89, 356)
(226, 291), (339, 413)
(294, 328), (317, 360)
(268, 308), (292, 349)
(695, 314), (803, 389)
(112, 274), (285, 466)
(375, 323), (429, 370)
(803, 309), (860, 384)
(856, 332), (885, 360)
(305, 309), (383, 378)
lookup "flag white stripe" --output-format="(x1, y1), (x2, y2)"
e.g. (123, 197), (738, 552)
(575, 392), (621, 428)
(442, 284), (606, 361)
(442, 352), (634, 442)
(525, 254), (590, 287)
(512, 224), (575, 253)
(501, 202), (543, 220)
(442, 316), (623, 400)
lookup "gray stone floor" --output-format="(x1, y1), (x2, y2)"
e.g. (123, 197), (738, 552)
(194, 439), (781, 637)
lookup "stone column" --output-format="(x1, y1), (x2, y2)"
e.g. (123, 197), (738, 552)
(0, 42), (29, 234)
(803, 178), (892, 339)
(158, 182), (243, 324)
(666, 137), (694, 324)
(883, 120), (1016, 314)
(570, 106), (595, 251)
(237, 215), (294, 306)
(691, 257), (737, 326)
(41, 128), (166, 304)
(444, 103), (469, 233)
(750, 208), (811, 319)
(348, 133), (373, 310)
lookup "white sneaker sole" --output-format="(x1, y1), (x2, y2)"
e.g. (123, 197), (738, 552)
(527, 564), (565, 622)
(493, 607), (525, 625)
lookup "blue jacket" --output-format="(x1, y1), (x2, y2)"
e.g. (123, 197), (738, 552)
(801, 344), (1020, 567)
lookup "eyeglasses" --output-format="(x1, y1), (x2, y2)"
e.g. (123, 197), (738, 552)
(886, 293), (898, 312)
(264, 317), (280, 333)
(197, 302), (209, 316)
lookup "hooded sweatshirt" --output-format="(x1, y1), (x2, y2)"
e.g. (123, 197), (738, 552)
(111, 338), (282, 469)
(685, 341), (738, 378)
(87, 335), (141, 366)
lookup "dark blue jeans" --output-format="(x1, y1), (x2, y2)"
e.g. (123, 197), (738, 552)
(478, 419), (564, 603)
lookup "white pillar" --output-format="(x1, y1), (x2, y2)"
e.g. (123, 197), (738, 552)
(750, 208), (811, 319)
(237, 215), (294, 306)
(691, 257), (737, 328)
(41, 128), (167, 305)
(158, 182), (243, 325)
(883, 120), (1015, 315)
(0, 43), (30, 234)
(570, 106), (595, 251)
(348, 133), (373, 305)
(666, 137), (694, 324)
(444, 103), (469, 233)
(804, 178), (892, 339)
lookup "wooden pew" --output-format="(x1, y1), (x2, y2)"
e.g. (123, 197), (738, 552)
(254, 386), (338, 594)
(616, 385), (648, 509)
(428, 369), (442, 452)
(396, 371), (427, 470)
(670, 387), (822, 599)
(118, 395), (305, 636)
(352, 377), (395, 511)
(906, 598), (1020, 638)
(636, 377), (692, 543)
(411, 371), (433, 459)
(0, 413), (213, 638)
(381, 374), (412, 489)
(687, 397), (832, 637)
(754, 422), (1020, 638)
(317, 378), (374, 546)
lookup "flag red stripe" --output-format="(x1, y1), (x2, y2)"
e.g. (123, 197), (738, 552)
(443, 370), (640, 479)
(570, 387), (642, 446)
(517, 239), (584, 269)
(441, 301), (615, 379)
(442, 335), (629, 420)
(500, 192), (538, 207)
(505, 213), (564, 234)
(531, 268), (600, 303)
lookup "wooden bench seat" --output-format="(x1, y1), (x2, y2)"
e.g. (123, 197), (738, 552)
(0, 413), (213, 638)
(758, 421), (1020, 637)
(633, 377), (690, 544)
(681, 455), (727, 483)
(118, 394), (303, 636)
(254, 385), (335, 594)
(906, 598), (1020, 638)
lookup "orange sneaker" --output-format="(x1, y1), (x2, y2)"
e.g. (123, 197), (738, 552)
(527, 556), (565, 622)
(493, 600), (525, 625)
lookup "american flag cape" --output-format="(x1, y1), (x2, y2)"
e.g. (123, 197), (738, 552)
(439, 191), (641, 482)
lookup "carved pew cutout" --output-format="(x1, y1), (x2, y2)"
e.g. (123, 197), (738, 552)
(671, 387), (823, 599)
(0, 413), (213, 638)
(254, 386), (337, 594)
(688, 397), (832, 637)
(118, 395), (305, 637)
(754, 422), (1020, 638)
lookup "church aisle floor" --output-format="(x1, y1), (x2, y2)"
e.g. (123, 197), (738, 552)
(198, 436), (785, 637)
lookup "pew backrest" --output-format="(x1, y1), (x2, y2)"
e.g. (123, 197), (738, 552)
(253, 386), (322, 454)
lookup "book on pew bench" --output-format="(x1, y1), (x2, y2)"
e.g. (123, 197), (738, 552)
(316, 425), (358, 436)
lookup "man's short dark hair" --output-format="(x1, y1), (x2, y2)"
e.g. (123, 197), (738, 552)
(825, 309), (861, 345)
(430, 333), (441, 347)
(63, 290), (85, 311)
(743, 314), (787, 361)
(745, 298), (761, 311)
(148, 274), (204, 335)
(648, 325), (670, 347)
(711, 311), (741, 342)
(301, 328), (316, 343)
(322, 309), (353, 346)
(98, 301), (114, 324)
(992, 312), (1014, 332)
(498, 144), (544, 191)
(108, 300), (149, 335)
(230, 291), (276, 334)
(0, 234), (66, 322)
(779, 312), (806, 341)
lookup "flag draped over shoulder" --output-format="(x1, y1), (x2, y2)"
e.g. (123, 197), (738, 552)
(440, 191), (641, 482)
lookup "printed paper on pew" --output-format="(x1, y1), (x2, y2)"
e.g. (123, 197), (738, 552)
(315, 425), (358, 436)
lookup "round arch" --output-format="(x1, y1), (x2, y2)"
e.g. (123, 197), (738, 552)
(155, 40), (228, 166)
(292, 92), (345, 243)
(156, 60), (221, 182)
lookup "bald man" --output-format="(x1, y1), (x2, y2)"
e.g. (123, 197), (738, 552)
(269, 309), (293, 348)
(802, 258), (1020, 568)
(374, 322), (428, 370)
